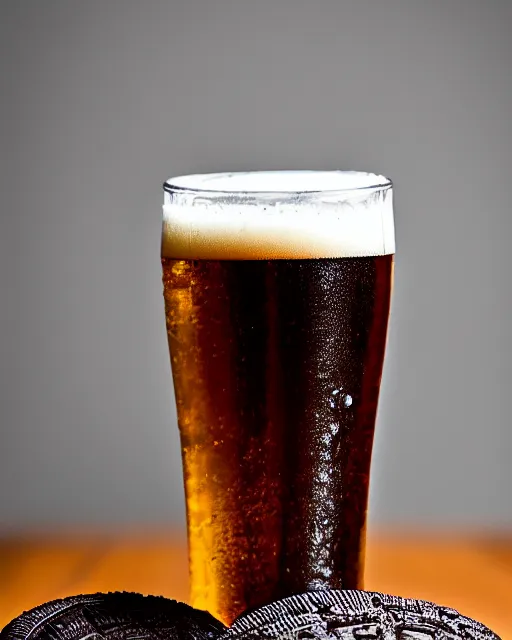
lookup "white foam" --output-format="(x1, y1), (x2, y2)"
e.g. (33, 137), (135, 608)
(162, 171), (394, 260)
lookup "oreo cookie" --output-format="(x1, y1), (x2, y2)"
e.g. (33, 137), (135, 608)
(0, 592), (226, 640)
(225, 590), (500, 640)
(0, 590), (500, 640)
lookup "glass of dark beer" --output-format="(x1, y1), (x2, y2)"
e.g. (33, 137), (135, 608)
(161, 171), (394, 626)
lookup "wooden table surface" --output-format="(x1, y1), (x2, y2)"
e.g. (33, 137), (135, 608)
(1, 533), (511, 638)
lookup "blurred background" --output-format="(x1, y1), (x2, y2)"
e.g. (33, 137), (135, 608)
(1, 0), (511, 535)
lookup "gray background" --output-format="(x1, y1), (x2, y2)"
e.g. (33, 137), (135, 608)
(1, 0), (511, 533)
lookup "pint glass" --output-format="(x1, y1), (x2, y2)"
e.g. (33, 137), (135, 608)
(161, 171), (394, 625)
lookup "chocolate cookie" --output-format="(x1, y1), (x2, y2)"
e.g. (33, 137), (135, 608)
(224, 590), (500, 640)
(0, 592), (226, 640)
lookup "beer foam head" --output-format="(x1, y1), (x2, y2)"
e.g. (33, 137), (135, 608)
(162, 171), (394, 260)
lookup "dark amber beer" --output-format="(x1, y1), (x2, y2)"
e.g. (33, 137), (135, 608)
(161, 171), (394, 625)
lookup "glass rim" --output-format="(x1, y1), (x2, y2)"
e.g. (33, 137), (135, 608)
(163, 170), (392, 200)
(162, 170), (395, 260)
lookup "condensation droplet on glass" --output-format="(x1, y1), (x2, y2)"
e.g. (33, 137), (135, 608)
(329, 387), (346, 408)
